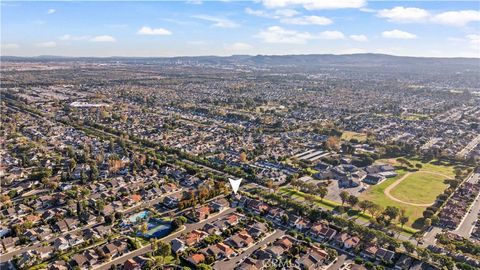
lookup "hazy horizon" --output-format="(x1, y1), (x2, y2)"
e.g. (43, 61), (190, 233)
(1, 0), (479, 58)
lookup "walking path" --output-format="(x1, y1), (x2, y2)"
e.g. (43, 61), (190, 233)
(384, 171), (452, 207)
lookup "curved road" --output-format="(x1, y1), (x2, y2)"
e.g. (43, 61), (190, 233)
(384, 171), (452, 207)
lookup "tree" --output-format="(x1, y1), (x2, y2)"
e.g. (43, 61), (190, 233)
(266, 179), (274, 190)
(281, 214), (289, 224)
(325, 136), (341, 151)
(158, 241), (171, 257)
(399, 209), (409, 228)
(403, 241), (416, 254)
(384, 206), (400, 221)
(368, 203), (383, 218)
(95, 200), (105, 212)
(317, 186), (328, 201)
(358, 200), (372, 214)
(239, 152), (247, 162)
(423, 218), (432, 229)
(347, 195), (359, 208)
(339, 191), (349, 206)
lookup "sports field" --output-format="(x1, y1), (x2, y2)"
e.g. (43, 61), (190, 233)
(389, 172), (450, 205)
(360, 158), (455, 228)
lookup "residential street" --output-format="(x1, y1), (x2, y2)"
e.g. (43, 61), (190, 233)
(213, 229), (286, 270)
(94, 208), (236, 270)
(454, 173), (480, 238)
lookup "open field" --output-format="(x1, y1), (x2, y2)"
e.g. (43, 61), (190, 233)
(389, 172), (450, 205)
(360, 158), (455, 228)
(341, 131), (368, 142)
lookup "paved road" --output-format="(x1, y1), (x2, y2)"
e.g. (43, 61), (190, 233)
(94, 208), (236, 270)
(454, 183), (480, 238)
(422, 173), (479, 246)
(422, 227), (442, 247)
(457, 134), (480, 159)
(213, 229), (286, 270)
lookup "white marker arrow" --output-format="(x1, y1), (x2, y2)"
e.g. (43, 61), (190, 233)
(228, 178), (243, 194)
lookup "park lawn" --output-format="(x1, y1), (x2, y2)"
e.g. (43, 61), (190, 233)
(361, 158), (455, 229)
(341, 131), (368, 142)
(390, 172), (450, 205)
(360, 170), (426, 228)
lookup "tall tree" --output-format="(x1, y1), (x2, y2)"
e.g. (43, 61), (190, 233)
(339, 191), (349, 206)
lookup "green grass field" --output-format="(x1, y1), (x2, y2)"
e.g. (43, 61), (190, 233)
(390, 172), (450, 204)
(360, 158), (455, 229)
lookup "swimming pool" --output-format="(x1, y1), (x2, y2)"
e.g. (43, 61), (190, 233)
(128, 210), (150, 223)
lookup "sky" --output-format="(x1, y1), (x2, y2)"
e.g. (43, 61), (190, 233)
(1, 0), (479, 58)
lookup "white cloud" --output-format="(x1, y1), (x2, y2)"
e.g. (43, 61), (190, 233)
(192, 15), (239, 28)
(59, 34), (90, 41)
(281, 15), (332, 25)
(245, 7), (299, 19)
(36, 41), (57, 48)
(257, 26), (313, 44)
(228, 42), (253, 51)
(1, 43), (19, 49)
(260, 0), (365, 10)
(349, 34), (368, 42)
(377, 7), (430, 23)
(137, 26), (172, 35)
(275, 9), (299, 17)
(245, 7), (269, 17)
(382, 30), (416, 39)
(318, 30), (345, 40)
(47, 8), (56, 14)
(90, 35), (116, 42)
(431, 10), (480, 27)
(257, 26), (345, 44)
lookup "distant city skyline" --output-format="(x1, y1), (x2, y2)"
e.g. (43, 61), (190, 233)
(1, 0), (479, 58)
